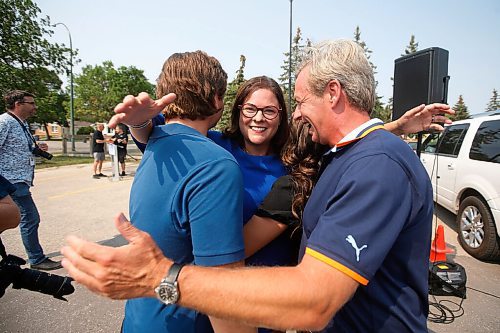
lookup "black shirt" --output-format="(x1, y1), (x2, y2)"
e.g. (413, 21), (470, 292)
(92, 130), (105, 153)
(112, 133), (128, 150)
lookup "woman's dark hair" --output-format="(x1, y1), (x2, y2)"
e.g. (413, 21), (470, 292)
(223, 76), (289, 155)
(281, 120), (328, 222)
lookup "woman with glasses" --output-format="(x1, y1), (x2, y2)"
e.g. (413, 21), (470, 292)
(211, 77), (293, 267)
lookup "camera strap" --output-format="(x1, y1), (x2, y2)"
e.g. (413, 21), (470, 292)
(7, 112), (37, 151)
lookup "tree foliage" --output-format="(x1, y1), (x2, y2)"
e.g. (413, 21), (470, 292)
(216, 55), (246, 131)
(451, 95), (470, 121)
(0, 0), (72, 111)
(279, 27), (311, 114)
(403, 35), (419, 56)
(73, 61), (154, 122)
(353, 26), (386, 119)
(486, 88), (499, 112)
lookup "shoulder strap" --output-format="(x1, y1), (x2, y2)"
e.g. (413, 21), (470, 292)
(7, 112), (37, 145)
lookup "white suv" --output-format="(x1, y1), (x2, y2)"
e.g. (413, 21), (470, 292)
(420, 111), (500, 261)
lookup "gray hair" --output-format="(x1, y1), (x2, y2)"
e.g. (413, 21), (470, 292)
(297, 39), (375, 114)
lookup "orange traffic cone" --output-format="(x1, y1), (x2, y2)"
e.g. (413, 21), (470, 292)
(429, 225), (454, 262)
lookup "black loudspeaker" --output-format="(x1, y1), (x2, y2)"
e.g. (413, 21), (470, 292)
(392, 47), (449, 121)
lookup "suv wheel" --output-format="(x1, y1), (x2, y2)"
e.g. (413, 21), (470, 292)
(457, 196), (500, 261)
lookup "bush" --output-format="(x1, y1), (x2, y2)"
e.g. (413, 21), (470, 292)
(77, 126), (95, 135)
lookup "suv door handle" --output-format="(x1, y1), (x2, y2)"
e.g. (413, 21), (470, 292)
(448, 163), (455, 170)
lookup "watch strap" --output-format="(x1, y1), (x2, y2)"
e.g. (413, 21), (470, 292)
(165, 262), (184, 284)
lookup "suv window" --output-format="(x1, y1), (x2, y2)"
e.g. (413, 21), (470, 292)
(470, 119), (500, 163)
(425, 124), (469, 157)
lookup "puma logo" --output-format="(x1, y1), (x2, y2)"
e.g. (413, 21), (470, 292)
(346, 235), (367, 262)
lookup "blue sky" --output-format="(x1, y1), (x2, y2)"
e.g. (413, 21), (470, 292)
(37, 0), (499, 114)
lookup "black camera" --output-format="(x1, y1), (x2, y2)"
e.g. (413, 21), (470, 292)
(0, 242), (74, 300)
(32, 145), (53, 160)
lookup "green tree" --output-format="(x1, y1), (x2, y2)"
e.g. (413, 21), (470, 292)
(371, 104), (392, 124)
(354, 26), (377, 77)
(486, 88), (499, 112)
(451, 95), (470, 121)
(279, 27), (311, 114)
(353, 26), (385, 118)
(0, 0), (72, 111)
(216, 55), (246, 131)
(403, 35), (419, 56)
(30, 69), (69, 139)
(73, 61), (154, 122)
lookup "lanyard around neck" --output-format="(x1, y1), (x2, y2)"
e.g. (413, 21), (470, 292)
(7, 112), (36, 150)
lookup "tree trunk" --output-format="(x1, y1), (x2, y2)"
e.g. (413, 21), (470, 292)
(43, 123), (51, 140)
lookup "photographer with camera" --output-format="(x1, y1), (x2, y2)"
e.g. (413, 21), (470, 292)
(0, 90), (61, 271)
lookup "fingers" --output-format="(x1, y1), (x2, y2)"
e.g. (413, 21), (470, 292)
(405, 104), (426, 117)
(114, 212), (143, 243)
(61, 244), (106, 295)
(428, 123), (445, 132)
(108, 114), (126, 128)
(425, 103), (454, 114)
(65, 234), (123, 267)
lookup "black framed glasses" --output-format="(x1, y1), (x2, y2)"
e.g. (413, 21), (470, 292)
(239, 103), (281, 120)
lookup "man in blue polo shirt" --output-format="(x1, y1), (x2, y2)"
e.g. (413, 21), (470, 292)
(114, 51), (254, 333)
(62, 40), (433, 332)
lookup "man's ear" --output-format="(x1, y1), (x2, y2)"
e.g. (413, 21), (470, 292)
(214, 95), (224, 111)
(327, 79), (341, 102)
(326, 79), (342, 106)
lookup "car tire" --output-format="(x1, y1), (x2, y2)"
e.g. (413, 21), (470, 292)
(457, 196), (500, 261)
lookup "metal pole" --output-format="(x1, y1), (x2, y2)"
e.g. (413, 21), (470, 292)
(288, 0), (293, 115)
(54, 23), (75, 152)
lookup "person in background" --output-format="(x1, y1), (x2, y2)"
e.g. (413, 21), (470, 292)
(91, 124), (111, 179)
(0, 90), (61, 270)
(62, 39), (439, 332)
(111, 124), (128, 176)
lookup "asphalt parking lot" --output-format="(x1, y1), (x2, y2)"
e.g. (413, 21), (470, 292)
(0, 160), (498, 332)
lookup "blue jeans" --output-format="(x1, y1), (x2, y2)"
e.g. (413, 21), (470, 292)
(10, 182), (47, 265)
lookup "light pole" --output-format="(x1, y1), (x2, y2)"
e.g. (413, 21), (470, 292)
(288, 0), (293, 115)
(54, 22), (75, 152)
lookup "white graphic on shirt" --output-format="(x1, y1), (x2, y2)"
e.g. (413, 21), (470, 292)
(346, 235), (367, 262)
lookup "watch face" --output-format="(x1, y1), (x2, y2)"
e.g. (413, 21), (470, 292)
(157, 283), (179, 304)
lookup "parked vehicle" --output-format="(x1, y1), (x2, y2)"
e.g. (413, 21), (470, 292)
(420, 111), (500, 261)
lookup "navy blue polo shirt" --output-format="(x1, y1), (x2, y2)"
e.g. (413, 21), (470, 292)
(300, 120), (433, 332)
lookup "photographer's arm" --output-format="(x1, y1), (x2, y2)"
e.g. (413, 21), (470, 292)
(0, 195), (20, 233)
(384, 103), (454, 135)
(0, 176), (20, 233)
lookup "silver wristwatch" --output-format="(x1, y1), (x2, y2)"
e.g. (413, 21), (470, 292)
(154, 263), (184, 305)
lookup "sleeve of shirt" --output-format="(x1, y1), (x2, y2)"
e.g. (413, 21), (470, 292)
(0, 175), (15, 199)
(0, 117), (9, 147)
(254, 175), (299, 228)
(132, 114), (165, 153)
(305, 154), (413, 285)
(185, 157), (245, 266)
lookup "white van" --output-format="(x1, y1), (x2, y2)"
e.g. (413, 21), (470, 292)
(420, 111), (500, 261)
